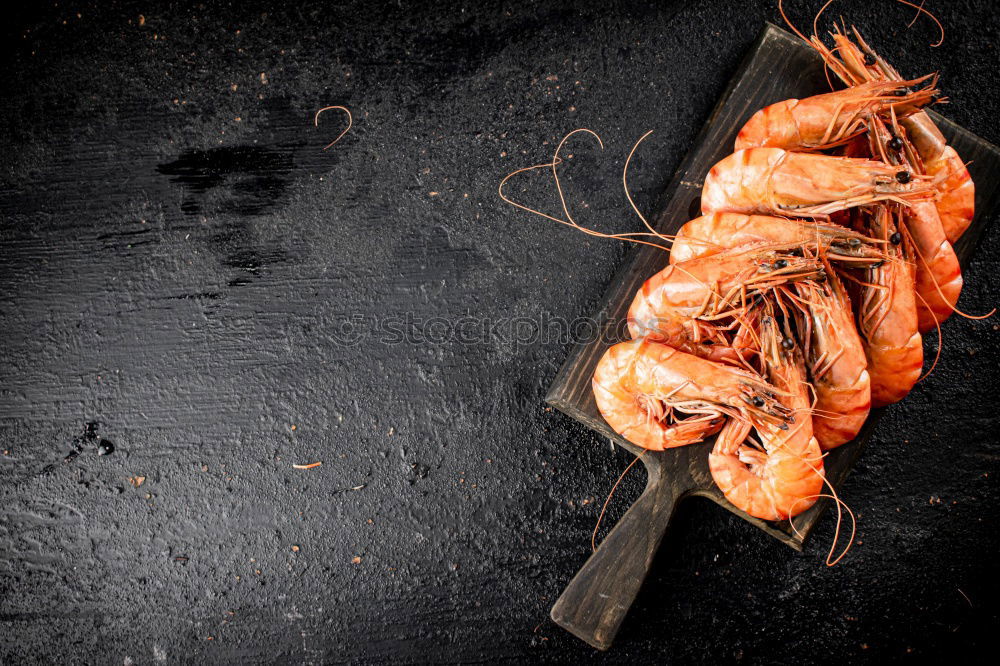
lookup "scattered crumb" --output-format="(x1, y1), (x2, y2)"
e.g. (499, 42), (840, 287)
(291, 545), (300, 553)
(259, 72), (269, 84)
(138, 15), (145, 26)
(290, 424), (297, 431)
(128, 476), (146, 488)
(351, 556), (362, 564)
(293, 462), (322, 470)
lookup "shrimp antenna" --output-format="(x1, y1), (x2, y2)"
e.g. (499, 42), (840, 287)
(314, 105), (352, 150)
(812, 0), (837, 41)
(623, 130), (673, 244)
(901, 224), (996, 321)
(498, 130), (675, 252)
(778, 0), (810, 44)
(913, 289), (944, 383)
(591, 450), (648, 551)
(782, 0), (943, 48)
(896, 0), (944, 47)
(788, 490), (857, 566)
(552, 128), (605, 225)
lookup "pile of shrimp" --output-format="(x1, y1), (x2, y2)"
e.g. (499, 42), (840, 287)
(501, 6), (990, 561)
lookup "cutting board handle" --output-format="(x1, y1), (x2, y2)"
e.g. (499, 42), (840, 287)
(550, 466), (682, 650)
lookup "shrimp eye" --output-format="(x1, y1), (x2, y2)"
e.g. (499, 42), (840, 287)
(751, 396), (765, 408)
(892, 87), (911, 97)
(773, 258), (788, 269)
(888, 136), (904, 152)
(863, 53), (876, 66)
(895, 170), (912, 184)
(847, 237), (861, 247)
(702, 339), (715, 345)
(778, 423), (790, 431)
(815, 270), (827, 283)
(781, 337), (795, 350)
(890, 231), (902, 245)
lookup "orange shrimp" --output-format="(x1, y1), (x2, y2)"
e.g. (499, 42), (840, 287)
(593, 338), (792, 452)
(669, 212), (883, 265)
(734, 77), (936, 152)
(791, 269), (870, 450)
(905, 199), (963, 332)
(858, 115), (964, 333)
(701, 147), (934, 219)
(708, 311), (824, 521)
(853, 206), (923, 406)
(900, 114), (974, 244)
(814, 27), (974, 243)
(628, 242), (826, 363)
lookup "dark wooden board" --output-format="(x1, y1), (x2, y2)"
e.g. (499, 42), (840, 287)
(546, 23), (1000, 651)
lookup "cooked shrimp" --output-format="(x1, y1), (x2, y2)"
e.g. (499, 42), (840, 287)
(670, 212), (883, 265)
(814, 27), (974, 243)
(701, 147), (934, 219)
(854, 206), (923, 406)
(708, 311), (824, 521)
(791, 269), (871, 450)
(860, 115), (963, 334)
(628, 242), (825, 363)
(905, 200), (963, 332)
(900, 114), (975, 243)
(592, 338), (792, 451)
(734, 77), (936, 152)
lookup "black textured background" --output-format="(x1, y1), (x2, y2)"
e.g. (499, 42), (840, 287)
(1, 1), (998, 663)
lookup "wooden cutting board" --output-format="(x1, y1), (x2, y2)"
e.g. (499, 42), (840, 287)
(545, 23), (1000, 651)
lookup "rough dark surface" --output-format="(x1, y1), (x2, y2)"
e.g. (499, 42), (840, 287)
(1, 1), (998, 663)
